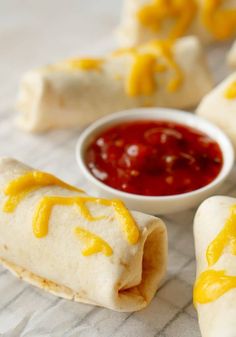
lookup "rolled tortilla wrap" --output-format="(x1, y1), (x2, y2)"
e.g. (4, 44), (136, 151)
(117, 0), (236, 47)
(17, 36), (212, 132)
(227, 40), (236, 67)
(194, 196), (236, 337)
(0, 157), (167, 312)
(196, 72), (236, 149)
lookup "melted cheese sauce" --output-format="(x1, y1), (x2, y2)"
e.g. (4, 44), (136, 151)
(2, 172), (140, 256)
(56, 41), (183, 98)
(62, 58), (104, 71)
(194, 269), (236, 304)
(224, 81), (236, 99)
(147, 40), (183, 92)
(116, 40), (183, 97)
(137, 0), (197, 39)
(202, 0), (236, 40)
(32, 196), (106, 238)
(137, 0), (236, 40)
(127, 53), (157, 96)
(3, 171), (82, 212)
(206, 205), (236, 267)
(111, 199), (140, 244)
(194, 204), (236, 304)
(74, 227), (113, 256)
(32, 196), (140, 245)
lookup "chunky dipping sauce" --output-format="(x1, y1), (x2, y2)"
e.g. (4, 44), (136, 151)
(85, 121), (223, 196)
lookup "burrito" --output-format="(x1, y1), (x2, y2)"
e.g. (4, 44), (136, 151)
(196, 72), (236, 148)
(228, 40), (236, 67)
(117, 0), (236, 47)
(194, 196), (236, 337)
(17, 36), (213, 132)
(0, 157), (167, 312)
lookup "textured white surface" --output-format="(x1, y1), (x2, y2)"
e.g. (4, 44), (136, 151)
(0, 0), (236, 336)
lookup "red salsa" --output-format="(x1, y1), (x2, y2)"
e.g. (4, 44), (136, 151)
(85, 120), (223, 196)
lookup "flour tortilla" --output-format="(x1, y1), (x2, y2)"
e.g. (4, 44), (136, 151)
(0, 157), (167, 312)
(194, 196), (236, 337)
(16, 36), (212, 132)
(196, 72), (236, 149)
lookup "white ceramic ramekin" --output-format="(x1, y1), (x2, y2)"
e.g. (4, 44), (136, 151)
(76, 108), (234, 215)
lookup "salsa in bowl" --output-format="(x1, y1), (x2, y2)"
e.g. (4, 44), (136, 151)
(76, 108), (234, 214)
(85, 120), (223, 197)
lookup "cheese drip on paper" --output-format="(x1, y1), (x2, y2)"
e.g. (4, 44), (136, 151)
(137, 0), (236, 40)
(137, 0), (197, 39)
(2, 172), (140, 256)
(194, 204), (236, 304)
(224, 81), (236, 99)
(114, 40), (183, 97)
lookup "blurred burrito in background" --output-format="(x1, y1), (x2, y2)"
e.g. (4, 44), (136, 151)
(17, 36), (212, 132)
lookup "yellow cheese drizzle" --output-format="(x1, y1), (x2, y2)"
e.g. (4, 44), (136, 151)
(62, 58), (104, 71)
(111, 199), (140, 245)
(127, 53), (157, 96)
(32, 196), (139, 245)
(149, 40), (183, 92)
(206, 205), (236, 267)
(117, 40), (183, 97)
(74, 227), (113, 256)
(224, 81), (236, 100)
(59, 42), (182, 98)
(3, 171), (83, 212)
(202, 0), (236, 40)
(194, 270), (236, 304)
(137, 0), (197, 39)
(2, 173), (140, 256)
(137, 0), (236, 40)
(194, 204), (236, 304)
(32, 196), (106, 238)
